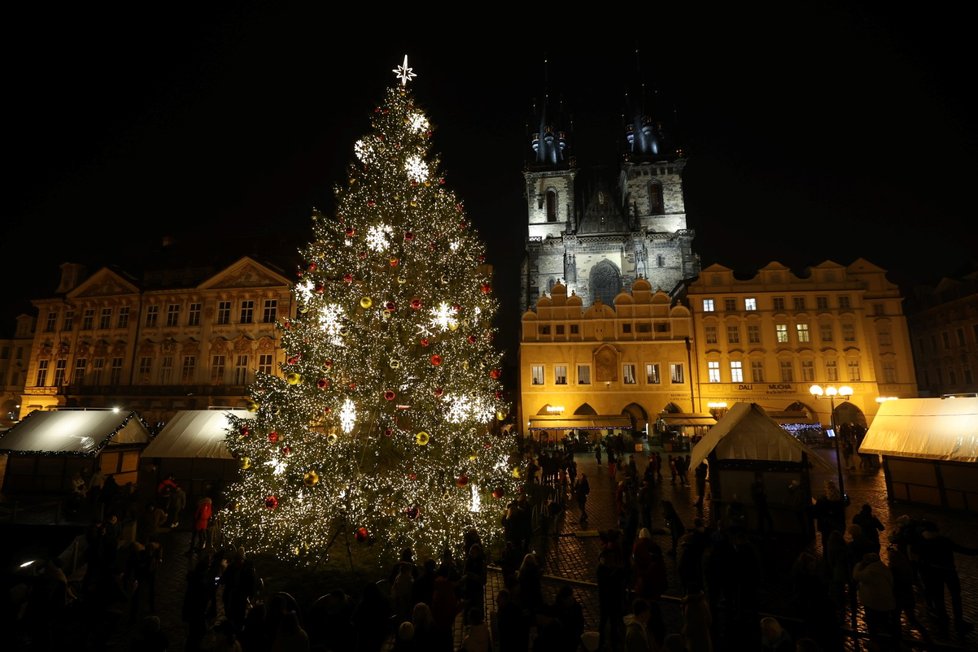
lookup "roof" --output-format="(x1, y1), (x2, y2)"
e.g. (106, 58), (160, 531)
(690, 402), (834, 471)
(0, 409), (150, 456)
(858, 396), (978, 463)
(658, 414), (717, 427)
(141, 409), (255, 460)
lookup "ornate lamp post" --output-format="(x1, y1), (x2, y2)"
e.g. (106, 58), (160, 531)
(809, 384), (853, 501)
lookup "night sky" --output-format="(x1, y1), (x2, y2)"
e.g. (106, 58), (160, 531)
(6, 5), (976, 356)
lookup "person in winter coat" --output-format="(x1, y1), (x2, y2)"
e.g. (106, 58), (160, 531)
(852, 503), (885, 553)
(623, 598), (654, 652)
(191, 496), (213, 552)
(852, 552), (897, 647)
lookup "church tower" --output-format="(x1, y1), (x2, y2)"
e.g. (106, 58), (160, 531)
(520, 73), (700, 313)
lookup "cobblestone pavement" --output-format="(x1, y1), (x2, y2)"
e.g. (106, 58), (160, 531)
(12, 444), (975, 651)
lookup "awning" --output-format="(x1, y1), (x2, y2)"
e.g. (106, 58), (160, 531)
(766, 410), (818, 425)
(141, 409), (255, 460)
(657, 413), (717, 427)
(859, 396), (978, 463)
(528, 415), (634, 430)
(0, 409), (151, 456)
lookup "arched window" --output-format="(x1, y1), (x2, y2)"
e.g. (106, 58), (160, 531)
(648, 182), (663, 214)
(546, 190), (558, 222)
(589, 260), (622, 307)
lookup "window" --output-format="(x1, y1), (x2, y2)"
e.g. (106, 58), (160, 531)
(577, 365), (591, 385)
(623, 364), (637, 384)
(649, 183), (664, 214)
(259, 354), (273, 376)
(186, 303), (201, 326)
(796, 323), (810, 343)
(842, 323), (856, 342)
(63, 311), (74, 331)
(622, 324), (632, 334)
(91, 358), (105, 385)
(727, 325), (740, 344)
(751, 360), (765, 382)
(656, 255), (664, 267)
(637, 323), (651, 333)
(45, 311), (57, 332)
(826, 360), (839, 382)
(816, 296), (829, 310)
(100, 308), (112, 329)
(240, 300), (255, 324)
(555, 365), (568, 385)
(138, 357), (152, 378)
(847, 360), (861, 382)
(707, 361), (721, 383)
(942, 332), (951, 349)
(775, 324), (789, 343)
(159, 356), (173, 384)
(117, 306), (130, 329)
(878, 330), (892, 346)
(54, 359), (67, 386)
(181, 355), (197, 382)
(531, 365), (544, 385)
(645, 363), (660, 384)
(773, 297), (785, 311)
(724, 298), (737, 312)
(956, 328), (966, 346)
(838, 295), (851, 309)
(234, 355), (250, 384)
(570, 324), (579, 335)
(73, 358), (87, 385)
(145, 305), (159, 327)
(556, 325), (565, 335)
(705, 325), (718, 344)
(779, 360), (794, 382)
(82, 308), (95, 330)
(538, 325), (550, 336)
(263, 300), (277, 324)
(217, 301), (232, 325)
(873, 304), (884, 316)
(110, 357), (123, 385)
(670, 363), (684, 384)
(744, 297), (757, 311)
(748, 324), (761, 344)
(546, 190), (557, 222)
(882, 361), (897, 383)
(702, 299), (715, 312)
(820, 323), (834, 342)
(949, 369), (958, 385)
(801, 360), (815, 381)
(35, 359), (49, 386)
(793, 297), (806, 311)
(212, 355), (226, 383)
(166, 304), (180, 327)
(730, 360), (744, 383)
(930, 334), (938, 352)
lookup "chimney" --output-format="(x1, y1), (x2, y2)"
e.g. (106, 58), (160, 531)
(56, 262), (87, 294)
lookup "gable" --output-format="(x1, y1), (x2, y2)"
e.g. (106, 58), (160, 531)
(198, 257), (293, 290)
(67, 268), (140, 299)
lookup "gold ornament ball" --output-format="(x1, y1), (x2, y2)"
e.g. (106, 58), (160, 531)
(415, 431), (430, 446)
(496, 411), (506, 421)
(360, 296), (373, 309)
(327, 433), (338, 445)
(303, 470), (320, 486)
(287, 372), (302, 385)
(240, 457), (251, 469)
(390, 359), (401, 369)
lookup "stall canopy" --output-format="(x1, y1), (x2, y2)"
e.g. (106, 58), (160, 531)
(658, 413), (717, 428)
(528, 415), (633, 431)
(858, 396), (978, 463)
(0, 408), (150, 455)
(142, 409), (255, 460)
(690, 402), (833, 471)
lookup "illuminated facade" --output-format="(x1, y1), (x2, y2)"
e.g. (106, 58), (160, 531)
(684, 259), (918, 428)
(18, 257), (293, 426)
(519, 279), (694, 438)
(0, 315), (33, 428)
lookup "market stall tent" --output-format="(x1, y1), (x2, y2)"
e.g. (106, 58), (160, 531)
(858, 396), (978, 509)
(138, 408), (254, 502)
(0, 408), (150, 494)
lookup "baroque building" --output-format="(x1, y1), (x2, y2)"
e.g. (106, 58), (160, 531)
(905, 268), (978, 396)
(17, 254), (294, 427)
(519, 94), (699, 313)
(684, 259), (918, 429)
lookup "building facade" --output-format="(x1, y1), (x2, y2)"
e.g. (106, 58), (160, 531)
(906, 269), (978, 396)
(684, 259), (918, 429)
(0, 314), (34, 429)
(18, 257), (294, 427)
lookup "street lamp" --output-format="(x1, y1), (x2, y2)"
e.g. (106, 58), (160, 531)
(809, 384), (853, 502)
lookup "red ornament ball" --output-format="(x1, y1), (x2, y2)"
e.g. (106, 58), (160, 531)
(307, 262), (318, 272)
(324, 359), (333, 369)
(480, 283), (491, 294)
(345, 226), (356, 237)
(317, 378), (330, 389)
(343, 273), (353, 283)
(384, 390), (396, 401)
(315, 283), (325, 294)
(492, 488), (505, 499)
(456, 474), (469, 487)
(433, 387), (444, 397)
(452, 304), (462, 312)
(420, 338), (430, 347)
(264, 495), (279, 509)
(410, 298), (422, 310)
(389, 257), (399, 267)
(241, 425), (251, 437)
(404, 231), (415, 242)
(385, 301), (397, 312)
(348, 382), (357, 391)
(358, 251), (367, 260)
(405, 505), (420, 520)
(384, 427), (394, 437)
(287, 355), (300, 365)
(430, 354), (442, 366)
(281, 445), (291, 456)
(489, 369), (502, 380)
(355, 527), (369, 543)
(467, 335), (477, 344)
(268, 431), (279, 443)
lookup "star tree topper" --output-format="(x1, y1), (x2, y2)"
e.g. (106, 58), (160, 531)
(393, 54), (417, 86)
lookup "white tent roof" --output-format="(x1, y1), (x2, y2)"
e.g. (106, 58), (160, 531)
(0, 409), (150, 455)
(858, 396), (978, 463)
(690, 402), (834, 471)
(141, 409), (255, 460)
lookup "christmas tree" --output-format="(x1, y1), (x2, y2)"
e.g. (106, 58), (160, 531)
(221, 56), (520, 566)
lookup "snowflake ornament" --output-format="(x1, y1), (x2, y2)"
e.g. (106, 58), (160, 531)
(366, 224), (393, 252)
(405, 155), (429, 183)
(408, 112), (429, 133)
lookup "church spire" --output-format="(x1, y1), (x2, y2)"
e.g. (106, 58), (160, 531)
(527, 57), (571, 169)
